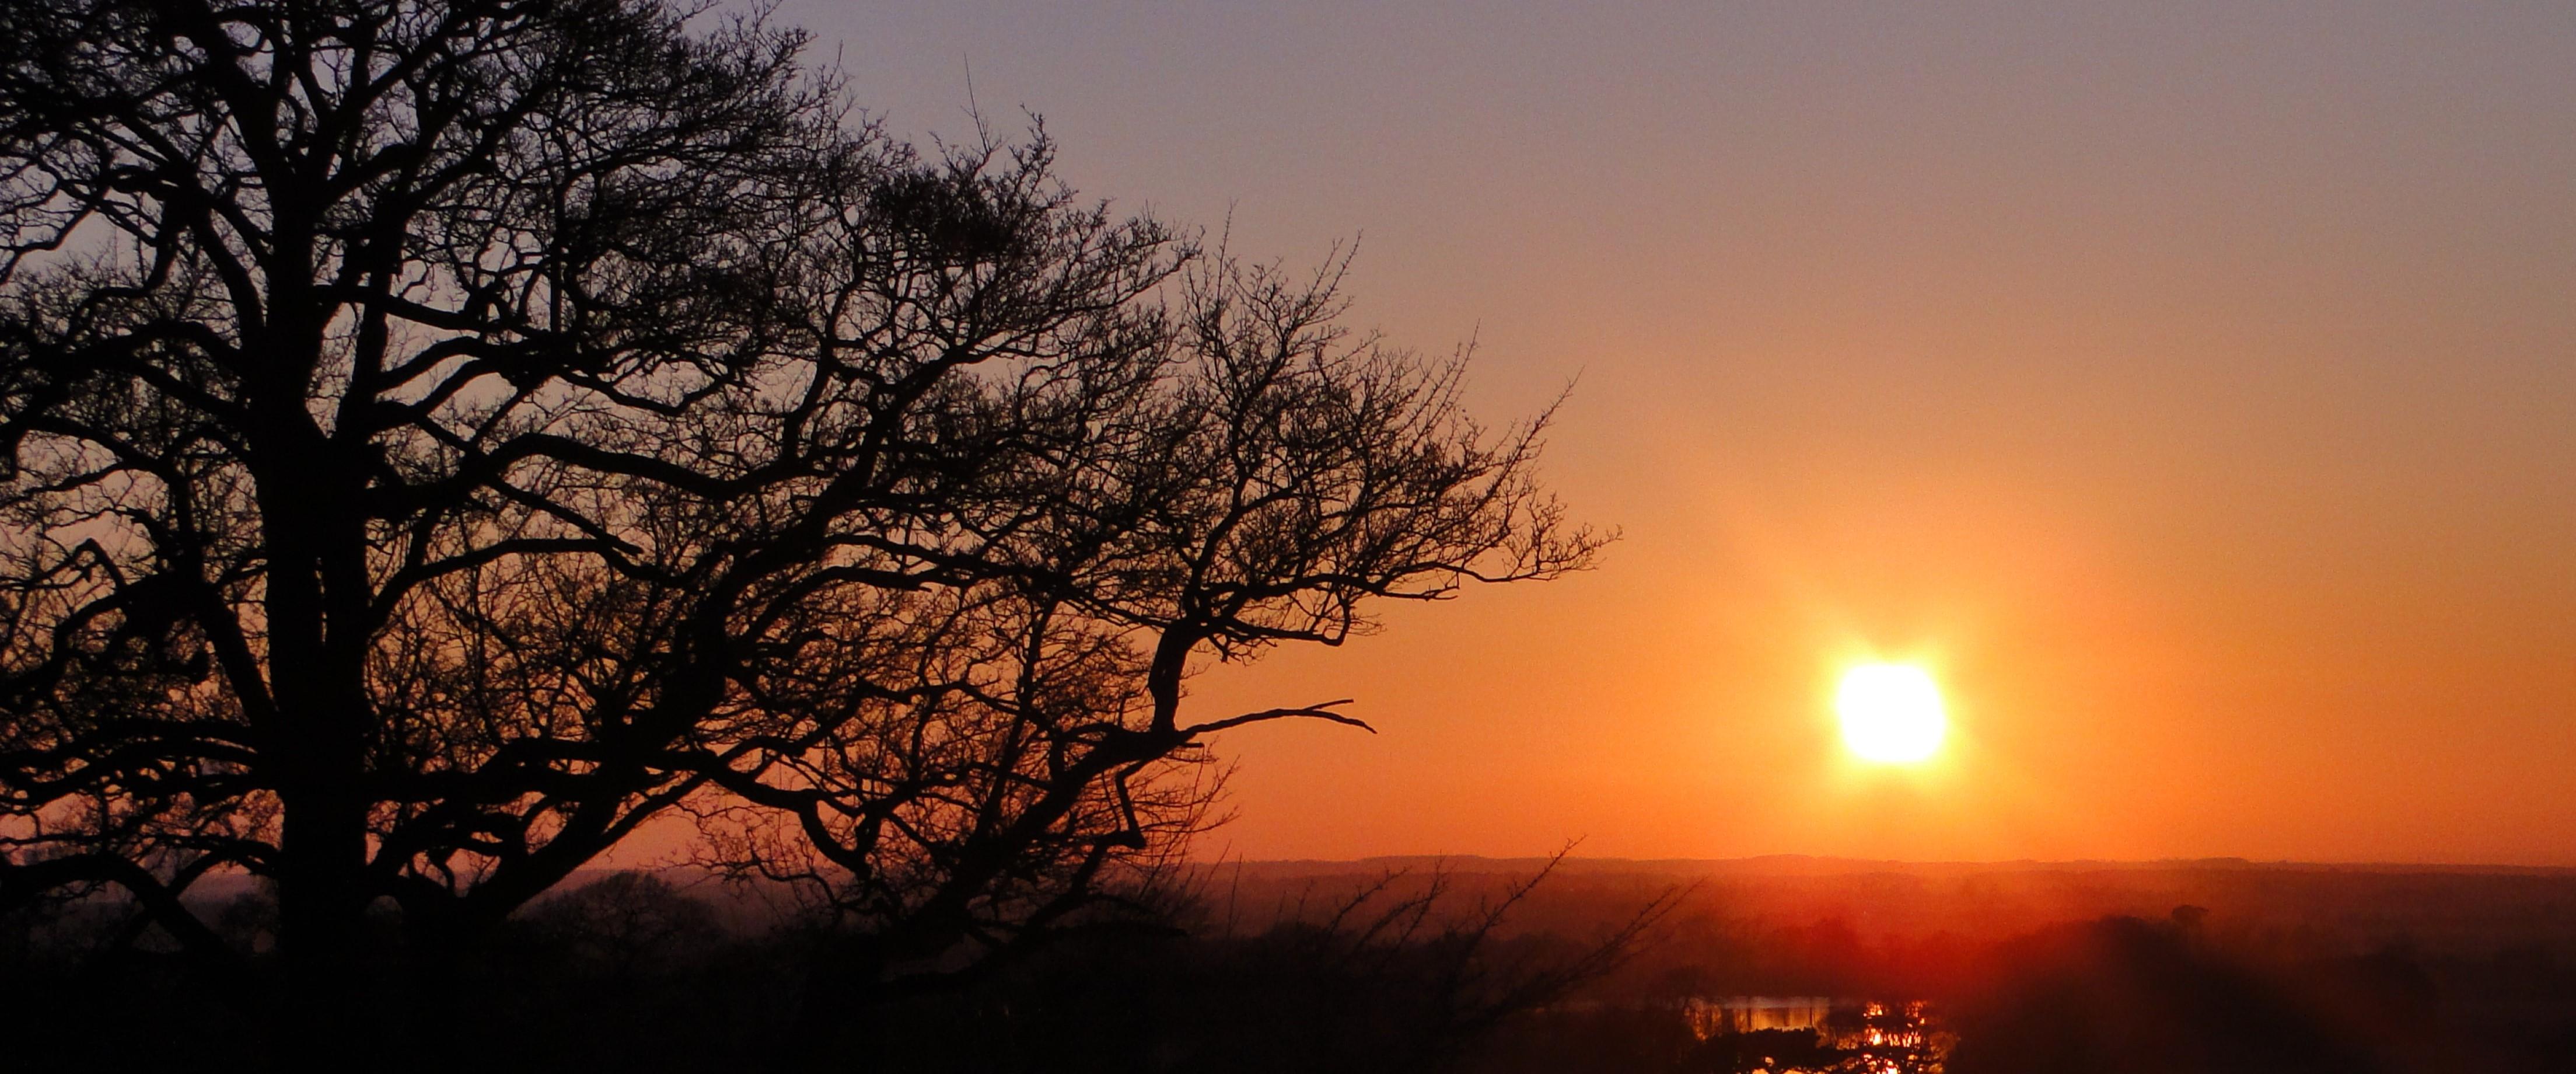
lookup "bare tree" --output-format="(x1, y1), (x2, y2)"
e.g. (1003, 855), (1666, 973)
(0, 0), (1599, 1049)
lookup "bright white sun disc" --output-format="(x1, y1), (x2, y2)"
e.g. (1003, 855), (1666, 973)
(1836, 663), (1945, 763)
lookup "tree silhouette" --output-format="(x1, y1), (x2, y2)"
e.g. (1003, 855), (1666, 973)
(0, 0), (1598, 1050)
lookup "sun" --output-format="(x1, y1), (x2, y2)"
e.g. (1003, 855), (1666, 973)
(1835, 662), (1946, 763)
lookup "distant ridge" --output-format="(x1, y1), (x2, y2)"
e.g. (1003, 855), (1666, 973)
(156, 855), (2576, 918)
(1191, 854), (2576, 877)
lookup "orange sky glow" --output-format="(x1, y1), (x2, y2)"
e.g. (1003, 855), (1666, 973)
(783, 1), (2576, 865)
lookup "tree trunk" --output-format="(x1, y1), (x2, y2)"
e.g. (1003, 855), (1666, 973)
(275, 781), (372, 1059)
(257, 375), (380, 1061)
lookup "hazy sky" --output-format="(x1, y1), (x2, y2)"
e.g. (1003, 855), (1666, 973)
(784, 2), (2576, 865)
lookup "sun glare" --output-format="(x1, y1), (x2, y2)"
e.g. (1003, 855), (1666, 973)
(1836, 662), (1946, 763)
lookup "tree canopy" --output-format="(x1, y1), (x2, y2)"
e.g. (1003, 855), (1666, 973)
(0, 0), (1598, 1039)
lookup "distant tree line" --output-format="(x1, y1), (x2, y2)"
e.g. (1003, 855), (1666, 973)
(2, 857), (1675, 1071)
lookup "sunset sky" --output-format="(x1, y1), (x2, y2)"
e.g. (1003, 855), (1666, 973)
(795, 1), (2576, 866)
